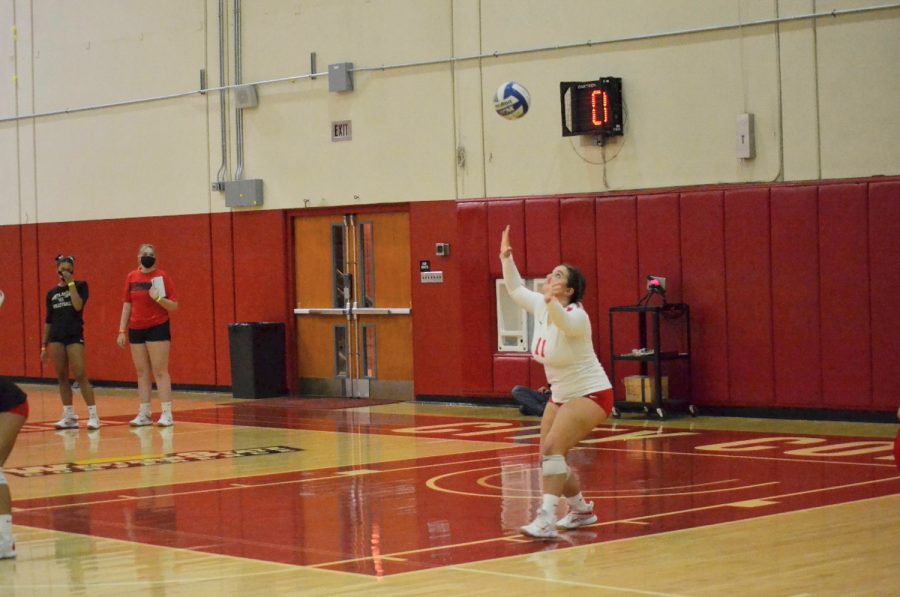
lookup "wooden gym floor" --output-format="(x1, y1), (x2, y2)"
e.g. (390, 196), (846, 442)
(1, 384), (898, 596)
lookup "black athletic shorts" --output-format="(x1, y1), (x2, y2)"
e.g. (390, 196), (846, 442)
(0, 378), (28, 413)
(128, 320), (171, 344)
(47, 332), (85, 346)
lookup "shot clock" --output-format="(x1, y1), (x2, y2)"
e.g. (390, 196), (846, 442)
(560, 77), (623, 138)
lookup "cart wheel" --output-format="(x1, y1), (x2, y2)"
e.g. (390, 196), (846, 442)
(688, 404), (699, 417)
(656, 407), (666, 419)
(611, 406), (621, 418)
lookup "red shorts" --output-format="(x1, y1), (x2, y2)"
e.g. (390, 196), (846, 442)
(551, 389), (614, 415)
(7, 400), (29, 419)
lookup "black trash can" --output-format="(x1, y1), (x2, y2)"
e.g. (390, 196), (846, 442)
(228, 322), (286, 398)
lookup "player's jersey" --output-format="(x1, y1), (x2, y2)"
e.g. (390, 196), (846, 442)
(123, 269), (176, 330)
(502, 255), (611, 402)
(45, 281), (89, 338)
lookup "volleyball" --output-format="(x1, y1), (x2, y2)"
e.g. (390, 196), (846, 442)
(493, 81), (530, 120)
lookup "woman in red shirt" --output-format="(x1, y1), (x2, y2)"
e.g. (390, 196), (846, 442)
(116, 244), (179, 427)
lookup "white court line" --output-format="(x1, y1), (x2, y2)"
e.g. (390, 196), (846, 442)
(577, 444), (896, 468)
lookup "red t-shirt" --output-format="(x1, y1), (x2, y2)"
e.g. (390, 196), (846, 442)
(123, 269), (176, 330)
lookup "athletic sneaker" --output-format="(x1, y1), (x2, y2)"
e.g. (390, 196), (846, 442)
(54, 416), (79, 430)
(0, 535), (16, 559)
(520, 509), (559, 540)
(129, 413), (153, 427)
(557, 504), (598, 529)
(86, 416), (101, 430)
(156, 413), (174, 427)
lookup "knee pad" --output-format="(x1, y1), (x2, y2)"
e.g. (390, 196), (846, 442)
(0, 468), (6, 486)
(541, 454), (569, 477)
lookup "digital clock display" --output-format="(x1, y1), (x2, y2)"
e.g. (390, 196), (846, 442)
(560, 78), (624, 138)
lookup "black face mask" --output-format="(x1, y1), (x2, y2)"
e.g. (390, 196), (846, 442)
(140, 256), (156, 268)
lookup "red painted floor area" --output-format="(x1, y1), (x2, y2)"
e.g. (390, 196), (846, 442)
(13, 403), (900, 576)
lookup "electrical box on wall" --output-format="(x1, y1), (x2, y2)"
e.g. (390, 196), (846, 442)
(234, 85), (259, 109)
(329, 62), (353, 92)
(736, 113), (755, 159)
(225, 179), (263, 208)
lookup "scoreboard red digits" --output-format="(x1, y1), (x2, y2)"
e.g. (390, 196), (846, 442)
(560, 77), (623, 138)
(591, 89), (609, 126)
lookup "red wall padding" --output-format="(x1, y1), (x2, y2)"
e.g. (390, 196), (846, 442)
(596, 196), (640, 396)
(411, 201), (462, 396)
(770, 186), (822, 407)
(457, 202), (493, 394)
(0, 212), (290, 389)
(637, 193), (682, 302)
(211, 213), (236, 387)
(819, 184), (871, 408)
(0, 226), (25, 377)
(636, 193), (684, 357)
(724, 188), (774, 407)
(868, 181), (900, 410)
(493, 355), (530, 394)
(680, 190), (729, 405)
(232, 211), (289, 323)
(487, 201), (525, 277)
(529, 358), (548, 389)
(21, 225), (41, 377)
(560, 198), (599, 351)
(524, 199), (560, 277)
(36, 215), (219, 385)
(2, 176), (897, 413)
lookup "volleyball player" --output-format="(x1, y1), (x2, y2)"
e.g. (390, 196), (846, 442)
(499, 225), (612, 539)
(41, 255), (100, 430)
(116, 244), (178, 427)
(0, 289), (28, 559)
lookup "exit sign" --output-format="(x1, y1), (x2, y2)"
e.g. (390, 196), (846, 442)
(331, 120), (352, 141)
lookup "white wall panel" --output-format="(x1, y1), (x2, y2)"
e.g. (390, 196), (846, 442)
(816, 2), (900, 178)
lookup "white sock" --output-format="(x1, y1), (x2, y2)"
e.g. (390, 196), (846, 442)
(63, 405), (75, 418)
(161, 401), (173, 416)
(139, 403), (151, 416)
(87, 405), (98, 418)
(0, 514), (12, 535)
(566, 492), (591, 512)
(540, 494), (560, 519)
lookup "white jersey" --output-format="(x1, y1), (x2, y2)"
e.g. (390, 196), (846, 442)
(502, 254), (611, 403)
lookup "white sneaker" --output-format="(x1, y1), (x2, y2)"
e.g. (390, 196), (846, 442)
(129, 413), (153, 427)
(156, 413), (174, 427)
(54, 416), (79, 430)
(520, 509), (559, 540)
(87, 416), (101, 430)
(557, 503), (598, 529)
(0, 534), (16, 559)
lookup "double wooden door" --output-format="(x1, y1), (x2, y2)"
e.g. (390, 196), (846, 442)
(293, 212), (413, 399)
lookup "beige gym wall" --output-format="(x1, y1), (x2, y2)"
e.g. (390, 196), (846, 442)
(0, 0), (897, 225)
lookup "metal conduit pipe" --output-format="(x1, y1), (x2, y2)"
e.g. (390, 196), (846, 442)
(216, 0), (227, 185)
(234, 0), (244, 181)
(0, 2), (896, 124)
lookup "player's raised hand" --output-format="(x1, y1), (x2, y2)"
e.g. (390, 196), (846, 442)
(500, 225), (512, 258)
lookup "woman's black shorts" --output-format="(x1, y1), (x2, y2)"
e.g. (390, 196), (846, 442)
(128, 320), (171, 344)
(0, 378), (28, 412)
(47, 332), (84, 346)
